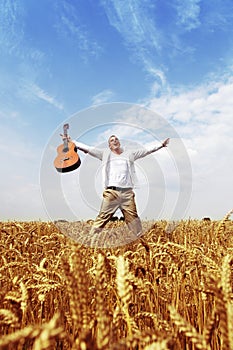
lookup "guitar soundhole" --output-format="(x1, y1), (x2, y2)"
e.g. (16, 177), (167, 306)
(63, 146), (69, 152)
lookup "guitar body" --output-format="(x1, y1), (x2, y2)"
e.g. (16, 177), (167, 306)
(54, 124), (81, 173)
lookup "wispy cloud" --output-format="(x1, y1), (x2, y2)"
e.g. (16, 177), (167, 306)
(31, 83), (64, 110)
(101, 0), (233, 93)
(101, 0), (161, 50)
(100, 0), (165, 83)
(0, 0), (47, 66)
(91, 89), (115, 105)
(101, 0), (200, 89)
(21, 82), (64, 110)
(0, 0), (25, 54)
(201, 0), (233, 29)
(175, 0), (201, 31)
(54, 1), (102, 60)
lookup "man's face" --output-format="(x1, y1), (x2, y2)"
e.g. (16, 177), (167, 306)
(109, 135), (121, 151)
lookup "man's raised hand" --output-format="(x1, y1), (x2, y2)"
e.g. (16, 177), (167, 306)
(162, 138), (170, 147)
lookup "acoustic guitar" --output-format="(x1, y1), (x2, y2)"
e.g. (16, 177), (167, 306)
(54, 123), (81, 173)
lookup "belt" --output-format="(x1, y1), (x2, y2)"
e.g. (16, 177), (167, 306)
(106, 186), (132, 192)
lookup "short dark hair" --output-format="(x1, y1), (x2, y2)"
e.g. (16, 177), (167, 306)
(108, 135), (118, 144)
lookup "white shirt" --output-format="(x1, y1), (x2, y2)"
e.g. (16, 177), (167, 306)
(106, 152), (133, 188)
(73, 141), (161, 188)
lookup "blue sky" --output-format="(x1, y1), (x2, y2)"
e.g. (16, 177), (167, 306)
(1, 0), (233, 221)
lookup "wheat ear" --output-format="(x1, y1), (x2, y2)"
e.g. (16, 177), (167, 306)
(219, 254), (233, 350)
(116, 255), (138, 337)
(95, 253), (111, 350)
(0, 309), (19, 326)
(169, 306), (209, 350)
(216, 209), (233, 240)
(33, 313), (63, 350)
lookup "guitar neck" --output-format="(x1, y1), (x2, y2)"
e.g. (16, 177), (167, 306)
(63, 138), (69, 150)
(63, 123), (70, 152)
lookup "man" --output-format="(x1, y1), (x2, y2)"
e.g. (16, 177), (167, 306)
(72, 135), (169, 237)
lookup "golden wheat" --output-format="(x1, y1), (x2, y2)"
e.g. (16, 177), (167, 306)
(0, 212), (233, 349)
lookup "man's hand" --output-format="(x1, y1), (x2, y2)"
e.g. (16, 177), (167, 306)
(162, 138), (170, 147)
(60, 133), (71, 141)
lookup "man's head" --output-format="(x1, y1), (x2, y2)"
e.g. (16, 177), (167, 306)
(108, 135), (121, 153)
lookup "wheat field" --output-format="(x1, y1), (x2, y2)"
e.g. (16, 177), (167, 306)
(0, 210), (233, 350)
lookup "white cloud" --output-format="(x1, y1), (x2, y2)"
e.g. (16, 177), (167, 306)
(143, 76), (233, 219)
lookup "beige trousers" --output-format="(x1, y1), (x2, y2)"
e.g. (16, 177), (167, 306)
(90, 188), (142, 235)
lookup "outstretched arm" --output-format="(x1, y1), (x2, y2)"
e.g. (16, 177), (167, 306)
(60, 134), (91, 153)
(73, 140), (89, 154)
(133, 138), (170, 160)
(74, 139), (103, 160)
(60, 134), (103, 160)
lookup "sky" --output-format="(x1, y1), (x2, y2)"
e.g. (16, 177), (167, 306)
(1, 0), (233, 222)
